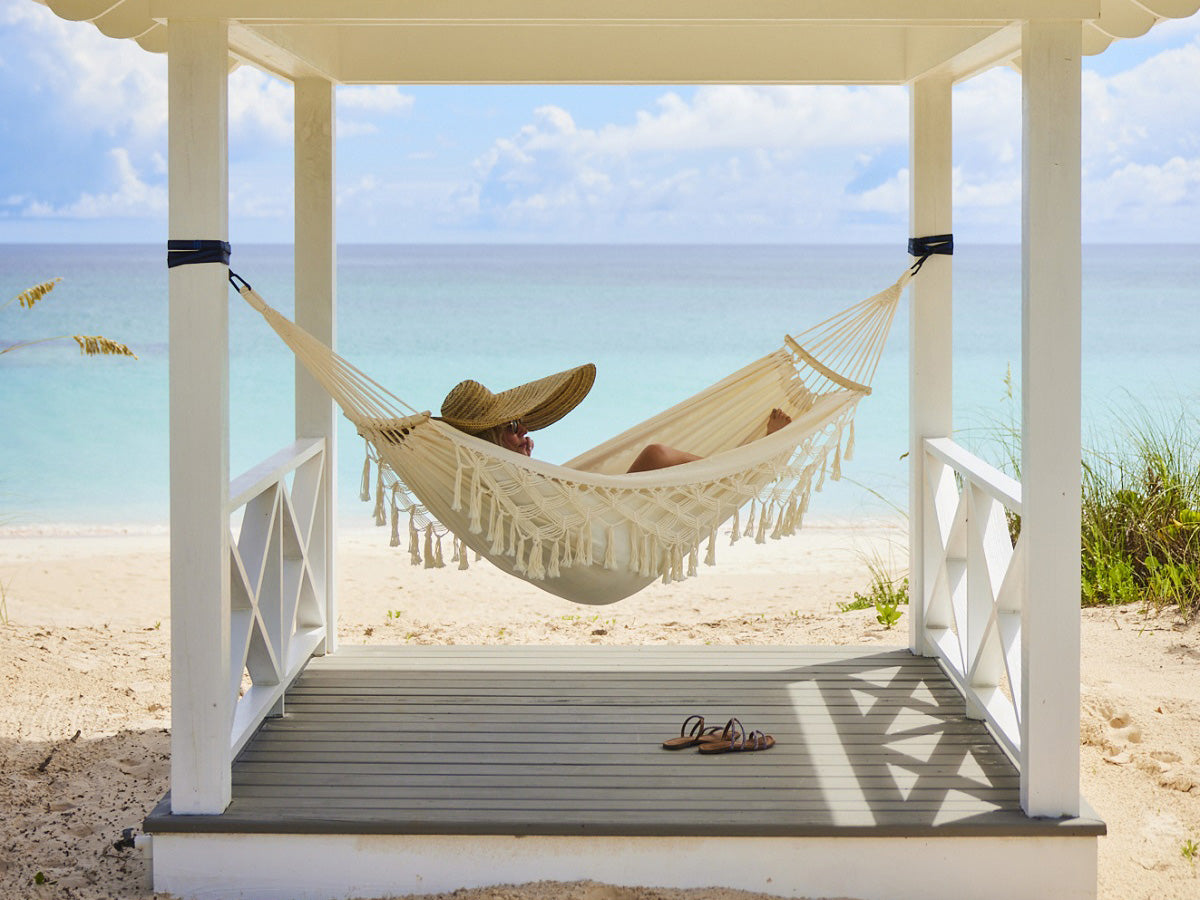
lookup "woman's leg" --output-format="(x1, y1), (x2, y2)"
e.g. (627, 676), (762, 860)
(626, 409), (792, 473)
(626, 443), (702, 473)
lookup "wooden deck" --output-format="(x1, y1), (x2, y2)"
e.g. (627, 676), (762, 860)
(144, 644), (1104, 839)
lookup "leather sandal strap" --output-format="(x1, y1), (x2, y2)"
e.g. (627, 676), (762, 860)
(721, 717), (744, 744)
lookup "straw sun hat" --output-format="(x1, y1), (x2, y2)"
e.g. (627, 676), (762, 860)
(439, 363), (596, 435)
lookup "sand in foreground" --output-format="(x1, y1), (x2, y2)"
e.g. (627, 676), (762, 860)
(1, 522), (1197, 899)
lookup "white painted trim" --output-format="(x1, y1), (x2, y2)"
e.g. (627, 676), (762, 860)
(230, 627), (323, 757)
(925, 437), (1021, 511)
(149, 832), (1098, 900)
(920, 438), (1024, 762)
(907, 75), (953, 659)
(294, 77), (338, 655)
(229, 439), (324, 509)
(167, 17), (232, 816)
(228, 441), (329, 755)
(1020, 19), (1083, 819)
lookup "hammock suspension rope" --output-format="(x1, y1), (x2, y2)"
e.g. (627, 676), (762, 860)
(166, 237), (948, 605)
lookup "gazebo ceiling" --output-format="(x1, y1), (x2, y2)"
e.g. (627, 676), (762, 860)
(39, 0), (1200, 83)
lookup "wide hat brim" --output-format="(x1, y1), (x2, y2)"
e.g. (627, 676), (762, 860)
(439, 363), (596, 434)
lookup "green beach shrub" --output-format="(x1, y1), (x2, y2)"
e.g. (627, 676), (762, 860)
(975, 374), (1200, 620)
(1078, 406), (1200, 619)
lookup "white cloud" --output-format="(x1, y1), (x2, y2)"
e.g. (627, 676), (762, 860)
(338, 120), (380, 138)
(7, 0), (1200, 242)
(954, 68), (1021, 165)
(849, 169), (908, 214)
(230, 182), (292, 220)
(1079, 35), (1200, 237)
(1083, 39), (1200, 169)
(438, 29), (1200, 242)
(10, 4), (296, 149)
(336, 86), (414, 140)
(1089, 155), (1200, 219)
(530, 85), (910, 160)
(24, 148), (165, 218)
(454, 86), (909, 239)
(229, 67), (294, 143)
(339, 85), (415, 114)
(10, 2), (167, 146)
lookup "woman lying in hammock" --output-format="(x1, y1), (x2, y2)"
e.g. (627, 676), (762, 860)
(438, 363), (791, 473)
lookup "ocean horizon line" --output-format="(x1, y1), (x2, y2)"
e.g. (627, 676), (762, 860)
(4, 239), (1200, 249)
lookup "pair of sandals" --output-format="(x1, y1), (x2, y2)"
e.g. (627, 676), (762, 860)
(661, 714), (775, 754)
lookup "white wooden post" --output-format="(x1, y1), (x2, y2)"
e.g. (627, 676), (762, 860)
(294, 78), (338, 655)
(1020, 19), (1082, 818)
(908, 74), (954, 658)
(167, 18), (232, 815)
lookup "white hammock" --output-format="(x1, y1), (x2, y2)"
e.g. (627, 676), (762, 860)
(237, 266), (912, 605)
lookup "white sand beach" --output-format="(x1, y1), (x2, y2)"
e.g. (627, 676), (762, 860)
(1, 520), (1197, 900)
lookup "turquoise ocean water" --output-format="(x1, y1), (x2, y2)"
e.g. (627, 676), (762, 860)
(1, 243), (1197, 530)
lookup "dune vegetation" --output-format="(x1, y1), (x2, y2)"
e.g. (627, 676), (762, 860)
(978, 373), (1200, 621)
(1078, 408), (1200, 620)
(2, 278), (136, 359)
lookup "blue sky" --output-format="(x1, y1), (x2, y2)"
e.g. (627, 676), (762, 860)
(2, 1), (1199, 244)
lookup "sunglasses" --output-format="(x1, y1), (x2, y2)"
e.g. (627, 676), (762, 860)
(505, 420), (523, 434)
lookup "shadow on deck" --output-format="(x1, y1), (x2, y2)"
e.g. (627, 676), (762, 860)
(145, 644), (1104, 838)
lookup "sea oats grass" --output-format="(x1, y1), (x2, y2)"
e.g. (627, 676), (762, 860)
(1080, 406), (1200, 620)
(975, 378), (1199, 620)
(71, 334), (138, 358)
(3, 278), (137, 360)
(4, 277), (62, 312)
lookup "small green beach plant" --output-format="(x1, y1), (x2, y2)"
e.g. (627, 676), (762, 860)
(2, 278), (137, 359)
(874, 591), (905, 629)
(834, 476), (911, 627)
(839, 557), (909, 628)
(1182, 837), (1198, 866)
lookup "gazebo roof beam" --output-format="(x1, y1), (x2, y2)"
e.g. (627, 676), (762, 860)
(227, 23), (338, 82)
(142, 0), (1103, 26)
(39, 0), (1200, 84)
(909, 23), (1023, 82)
(238, 23), (1003, 86)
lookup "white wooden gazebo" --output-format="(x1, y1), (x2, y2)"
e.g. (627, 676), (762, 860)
(37, 2), (1200, 899)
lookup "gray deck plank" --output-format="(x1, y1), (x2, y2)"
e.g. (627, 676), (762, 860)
(144, 644), (1106, 839)
(230, 774), (1021, 790)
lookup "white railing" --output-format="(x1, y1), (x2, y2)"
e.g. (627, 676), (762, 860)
(921, 437), (1024, 760)
(227, 438), (328, 756)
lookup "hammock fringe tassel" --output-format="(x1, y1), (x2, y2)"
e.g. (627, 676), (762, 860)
(360, 383), (859, 594)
